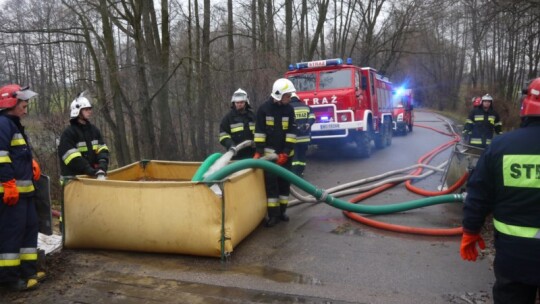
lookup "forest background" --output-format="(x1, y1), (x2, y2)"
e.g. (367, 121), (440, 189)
(0, 0), (539, 198)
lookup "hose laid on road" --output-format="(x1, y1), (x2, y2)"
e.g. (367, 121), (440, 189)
(341, 119), (467, 235)
(288, 162), (447, 206)
(200, 114), (468, 236)
(203, 159), (463, 215)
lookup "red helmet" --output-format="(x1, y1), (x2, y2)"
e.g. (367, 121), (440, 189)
(520, 78), (540, 117)
(473, 97), (482, 107)
(0, 84), (38, 111)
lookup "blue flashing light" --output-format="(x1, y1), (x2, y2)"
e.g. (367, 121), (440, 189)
(395, 86), (405, 96)
(320, 116), (330, 122)
(346, 58), (353, 65)
(293, 58), (344, 70)
(288, 64), (294, 71)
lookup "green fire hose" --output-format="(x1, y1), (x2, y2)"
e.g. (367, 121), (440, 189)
(192, 153), (223, 182)
(202, 159), (463, 215)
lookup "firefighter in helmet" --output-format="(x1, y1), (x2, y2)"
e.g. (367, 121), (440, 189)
(254, 78), (297, 227)
(462, 94), (502, 148)
(0, 84), (45, 291)
(58, 92), (109, 181)
(290, 92), (315, 177)
(461, 78), (540, 303)
(219, 88), (255, 159)
(472, 97), (482, 108)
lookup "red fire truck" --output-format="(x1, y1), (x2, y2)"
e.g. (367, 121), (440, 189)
(285, 58), (393, 157)
(392, 87), (414, 135)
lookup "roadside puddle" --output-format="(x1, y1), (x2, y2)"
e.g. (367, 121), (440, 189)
(218, 265), (323, 285)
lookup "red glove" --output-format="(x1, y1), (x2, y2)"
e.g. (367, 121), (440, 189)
(32, 159), (41, 181)
(276, 153), (288, 165)
(253, 152), (262, 159)
(2, 179), (19, 206)
(460, 232), (486, 261)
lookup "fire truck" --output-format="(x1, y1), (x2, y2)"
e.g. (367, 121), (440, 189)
(392, 87), (414, 135)
(285, 58), (393, 157)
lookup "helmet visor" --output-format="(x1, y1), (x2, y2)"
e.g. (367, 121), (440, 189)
(231, 92), (248, 102)
(15, 86), (38, 101)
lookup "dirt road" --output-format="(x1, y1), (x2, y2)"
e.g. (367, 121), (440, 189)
(1, 110), (495, 304)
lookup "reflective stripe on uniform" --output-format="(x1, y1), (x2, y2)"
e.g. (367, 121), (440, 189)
(473, 115), (485, 122)
(493, 218), (540, 239)
(20, 248), (38, 261)
(282, 117), (289, 129)
(0, 150), (11, 163)
(285, 133), (296, 143)
(229, 123), (244, 133)
(0, 253), (20, 267)
(267, 198), (279, 207)
(296, 135), (310, 143)
(76, 141), (88, 152)
(0, 179), (35, 193)
(91, 140), (99, 151)
(254, 133), (266, 143)
(11, 133), (27, 146)
(279, 195), (288, 206)
(219, 132), (231, 141)
(470, 138), (482, 144)
(97, 144), (109, 154)
(63, 148), (83, 165)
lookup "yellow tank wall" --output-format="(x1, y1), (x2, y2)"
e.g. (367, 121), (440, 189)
(63, 161), (266, 258)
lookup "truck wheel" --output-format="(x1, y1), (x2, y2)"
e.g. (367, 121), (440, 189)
(375, 120), (391, 148)
(355, 130), (372, 158)
(385, 121), (392, 146)
(374, 126), (385, 149)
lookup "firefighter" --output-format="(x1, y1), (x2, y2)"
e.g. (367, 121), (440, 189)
(254, 78), (297, 227)
(461, 78), (540, 303)
(0, 84), (45, 291)
(462, 94), (502, 148)
(219, 88), (255, 160)
(58, 92), (109, 180)
(290, 92), (315, 177)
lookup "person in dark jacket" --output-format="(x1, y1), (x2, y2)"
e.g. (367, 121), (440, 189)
(254, 78), (297, 227)
(290, 93), (315, 177)
(219, 88), (255, 160)
(461, 78), (540, 304)
(58, 93), (109, 180)
(0, 84), (44, 291)
(462, 94), (502, 148)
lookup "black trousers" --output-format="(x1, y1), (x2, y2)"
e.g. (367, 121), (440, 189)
(0, 196), (38, 283)
(292, 143), (309, 177)
(263, 159), (291, 217)
(493, 268), (540, 304)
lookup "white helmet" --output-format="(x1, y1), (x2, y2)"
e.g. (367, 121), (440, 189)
(481, 94), (493, 102)
(70, 94), (92, 118)
(271, 78), (296, 101)
(231, 88), (249, 104)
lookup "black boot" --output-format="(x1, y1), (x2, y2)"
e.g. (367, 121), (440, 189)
(6, 278), (39, 291)
(265, 216), (280, 227)
(280, 205), (289, 222)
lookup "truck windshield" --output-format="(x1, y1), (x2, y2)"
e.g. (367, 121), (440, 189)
(289, 73), (316, 92)
(320, 69), (352, 90)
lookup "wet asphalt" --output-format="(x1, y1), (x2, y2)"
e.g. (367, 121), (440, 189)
(1, 110), (494, 304)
